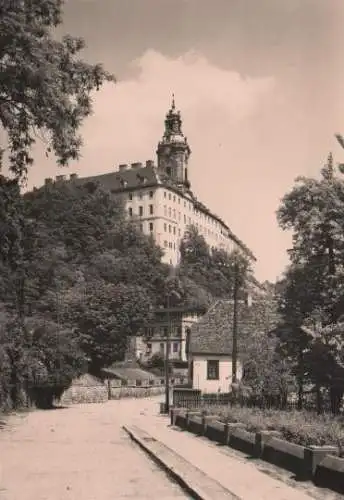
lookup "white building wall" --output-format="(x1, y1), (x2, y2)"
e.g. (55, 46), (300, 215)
(124, 183), (244, 266)
(192, 354), (243, 393)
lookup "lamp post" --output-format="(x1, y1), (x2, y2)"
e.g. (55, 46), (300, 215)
(164, 290), (171, 413)
(232, 260), (240, 384)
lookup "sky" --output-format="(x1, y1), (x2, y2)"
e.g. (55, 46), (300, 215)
(23, 0), (344, 282)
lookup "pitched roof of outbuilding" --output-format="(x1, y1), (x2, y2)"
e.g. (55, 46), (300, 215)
(190, 298), (280, 356)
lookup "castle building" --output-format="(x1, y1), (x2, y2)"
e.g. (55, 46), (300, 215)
(47, 96), (255, 266)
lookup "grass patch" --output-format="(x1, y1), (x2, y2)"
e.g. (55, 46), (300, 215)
(199, 405), (344, 452)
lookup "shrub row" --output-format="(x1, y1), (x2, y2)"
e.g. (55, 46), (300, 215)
(207, 406), (344, 452)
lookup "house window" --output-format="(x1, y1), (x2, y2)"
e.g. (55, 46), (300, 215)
(138, 192), (142, 199)
(164, 223), (167, 232)
(139, 223), (143, 232)
(164, 191), (166, 198)
(173, 342), (179, 353)
(128, 207), (133, 217)
(129, 193), (133, 200)
(149, 222), (153, 232)
(149, 191), (154, 198)
(164, 240), (168, 247)
(139, 206), (143, 216)
(168, 224), (171, 233)
(207, 360), (219, 380)
(160, 343), (164, 353)
(149, 204), (154, 215)
(173, 226), (176, 235)
(168, 207), (171, 217)
(173, 195), (176, 202)
(168, 193), (171, 200)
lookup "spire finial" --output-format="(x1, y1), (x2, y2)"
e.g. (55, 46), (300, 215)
(171, 93), (175, 110)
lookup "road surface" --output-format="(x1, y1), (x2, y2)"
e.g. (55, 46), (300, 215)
(0, 397), (189, 500)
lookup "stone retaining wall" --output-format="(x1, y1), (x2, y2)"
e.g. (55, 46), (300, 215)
(170, 408), (344, 495)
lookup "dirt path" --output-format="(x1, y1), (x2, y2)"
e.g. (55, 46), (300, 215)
(0, 397), (188, 500)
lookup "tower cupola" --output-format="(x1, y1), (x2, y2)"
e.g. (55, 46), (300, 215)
(156, 95), (191, 188)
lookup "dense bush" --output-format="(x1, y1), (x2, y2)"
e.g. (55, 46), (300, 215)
(208, 405), (344, 450)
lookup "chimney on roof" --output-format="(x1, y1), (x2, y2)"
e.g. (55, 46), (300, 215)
(119, 164), (128, 171)
(146, 160), (154, 168)
(70, 173), (78, 180)
(45, 178), (53, 185)
(56, 174), (66, 182)
(131, 162), (142, 169)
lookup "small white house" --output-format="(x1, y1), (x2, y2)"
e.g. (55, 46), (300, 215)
(189, 297), (279, 394)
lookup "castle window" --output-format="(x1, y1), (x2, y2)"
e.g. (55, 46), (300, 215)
(139, 206), (143, 216)
(128, 193), (133, 200)
(149, 222), (153, 232)
(128, 207), (133, 217)
(149, 204), (154, 215)
(149, 191), (154, 198)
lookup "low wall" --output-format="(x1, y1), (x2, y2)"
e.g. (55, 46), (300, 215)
(60, 375), (187, 405)
(60, 375), (108, 405)
(170, 408), (344, 495)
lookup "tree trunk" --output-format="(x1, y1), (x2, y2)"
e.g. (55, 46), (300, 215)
(330, 385), (343, 415)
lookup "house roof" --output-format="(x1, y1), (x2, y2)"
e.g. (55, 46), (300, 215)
(190, 298), (280, 356)
(101, 366), (159, 381)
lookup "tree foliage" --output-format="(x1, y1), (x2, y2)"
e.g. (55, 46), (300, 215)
(276, 154), (344, 413)
(0, 0), (114, 179)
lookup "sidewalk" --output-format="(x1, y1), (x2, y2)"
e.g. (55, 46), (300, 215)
(130, 400), (325, 500)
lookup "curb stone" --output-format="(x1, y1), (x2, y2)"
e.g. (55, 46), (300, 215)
(123, 424), (241, 500)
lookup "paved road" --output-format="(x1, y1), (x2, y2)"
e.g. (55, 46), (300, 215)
(0, 397), (189, 500)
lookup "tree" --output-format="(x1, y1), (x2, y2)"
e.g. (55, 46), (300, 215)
(178, 225), (251, 302)
(60, 281), (153, 374)
(0, 0), (114, 180)
(277, 153), (344, 323)
(276, 153), (344, 413)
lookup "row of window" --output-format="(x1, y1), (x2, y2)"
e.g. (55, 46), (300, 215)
(129, 190), (154, 201)
(164, 240), (179, 250)
(145, 325), (183, 337)
(164, 223), (181, 237)
(139, 222), (154, 232)
(146, 342), (179, 353)
(163, 190), (223, 230)
(128, 204), (154, 217)
(127, 188), (229, 236)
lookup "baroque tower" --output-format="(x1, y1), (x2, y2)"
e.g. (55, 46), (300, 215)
(156, 95), (191, 189)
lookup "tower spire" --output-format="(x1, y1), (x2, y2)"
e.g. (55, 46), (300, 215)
(171, 93), (175, 111)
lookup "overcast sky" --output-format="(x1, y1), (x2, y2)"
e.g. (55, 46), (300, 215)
(26, 0), (344, 282)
